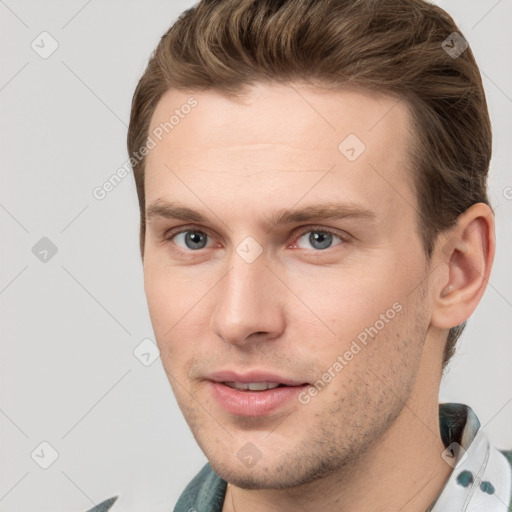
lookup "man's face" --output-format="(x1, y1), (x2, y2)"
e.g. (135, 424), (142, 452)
(143, 84), (435, 488)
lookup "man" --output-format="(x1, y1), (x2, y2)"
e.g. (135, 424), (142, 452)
(89, 0), (511, 510)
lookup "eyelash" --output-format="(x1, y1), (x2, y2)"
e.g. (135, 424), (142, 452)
(164, 225), (350, 252)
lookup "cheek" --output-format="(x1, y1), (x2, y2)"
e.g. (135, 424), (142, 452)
(144, 268), (183, 352)
(288, 268), (420, 387)
(289, 269), (402, 343)
(144, 255), (197, 331)
(144, 266), (173, 335)
(143, 265), (208, 375)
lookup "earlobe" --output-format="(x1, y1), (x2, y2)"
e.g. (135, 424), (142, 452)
(431, 203), (495, 330)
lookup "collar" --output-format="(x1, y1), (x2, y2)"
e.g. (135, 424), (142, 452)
(427, 403), (511, 512)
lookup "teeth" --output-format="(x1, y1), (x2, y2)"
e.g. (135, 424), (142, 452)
(224, 381), (281, 391)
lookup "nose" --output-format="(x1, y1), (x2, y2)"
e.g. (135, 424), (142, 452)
(210, 248), (286, 348)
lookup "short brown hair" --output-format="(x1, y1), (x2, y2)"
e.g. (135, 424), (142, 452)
(128, 0), (492, 367)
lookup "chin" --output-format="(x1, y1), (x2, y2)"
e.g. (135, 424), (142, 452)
(208, 453), (340, 491)
(214, 465), (289, 490)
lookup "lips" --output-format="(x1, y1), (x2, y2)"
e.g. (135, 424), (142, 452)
(206, 370), (309, 416)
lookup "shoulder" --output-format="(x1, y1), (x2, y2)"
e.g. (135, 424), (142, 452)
(174, 462), (227, 512)
(84, 496), (118, 512)
(80, 464), (226, 512)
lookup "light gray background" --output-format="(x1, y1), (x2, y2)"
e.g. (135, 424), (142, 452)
(1, 1), (511, 511)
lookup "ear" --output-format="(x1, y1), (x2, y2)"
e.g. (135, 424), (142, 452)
(430, 203), (495, 330)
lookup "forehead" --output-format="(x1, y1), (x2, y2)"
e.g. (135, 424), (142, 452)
(144, 83), (417, 225)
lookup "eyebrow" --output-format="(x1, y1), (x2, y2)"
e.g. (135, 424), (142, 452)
(145, 200), (376, 230)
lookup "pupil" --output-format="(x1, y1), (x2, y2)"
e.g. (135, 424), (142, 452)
(310, 231), (332, 250)
(186, 231), (207, 249)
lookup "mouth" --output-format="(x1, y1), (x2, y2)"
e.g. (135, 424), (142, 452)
(207, 369), (308, 387)
(206, 371), (310, 416)
(222, 381), (289, 391)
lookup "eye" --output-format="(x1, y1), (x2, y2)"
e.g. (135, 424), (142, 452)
(165, 226), (348, 253)
(170, 229), (214, 251)
(295, 229), (345, 251)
